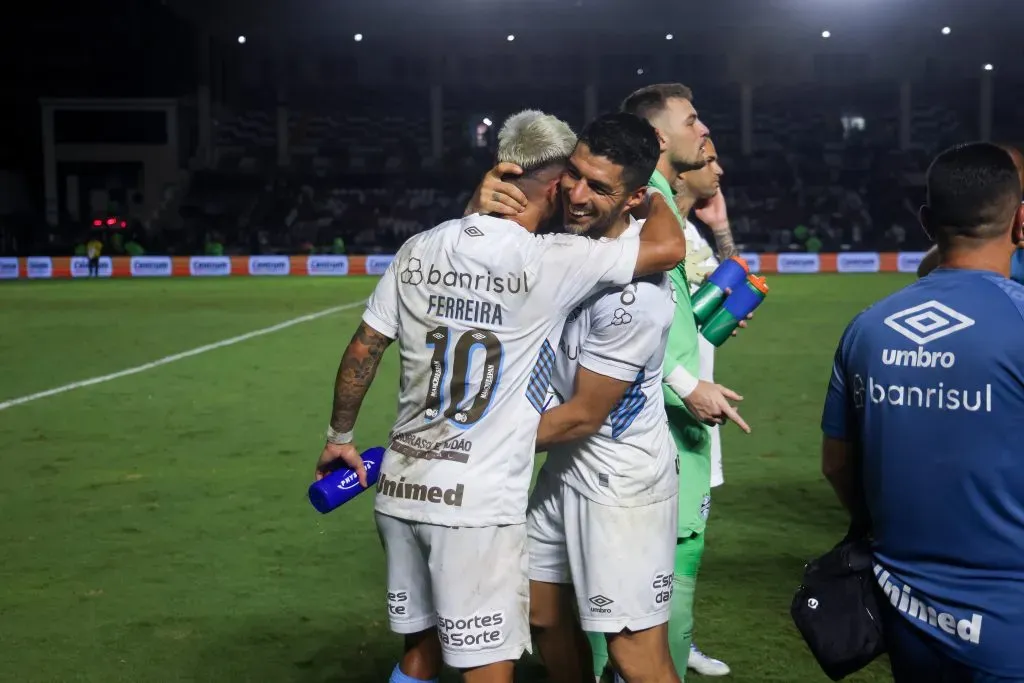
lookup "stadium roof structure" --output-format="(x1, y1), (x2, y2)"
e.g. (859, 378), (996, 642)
(165, 0), (1021, 47)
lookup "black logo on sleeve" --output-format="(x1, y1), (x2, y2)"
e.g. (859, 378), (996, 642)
(611, 308), (633, 326)
(401, 258), (424, 285)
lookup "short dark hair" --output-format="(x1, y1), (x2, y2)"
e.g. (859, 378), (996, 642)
(925, 142), (1021, 245)
(576, 113), (660, 192)
(621, 83), (694, 121)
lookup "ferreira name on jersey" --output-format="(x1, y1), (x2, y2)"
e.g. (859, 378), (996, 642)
(362, 214), (642, 527)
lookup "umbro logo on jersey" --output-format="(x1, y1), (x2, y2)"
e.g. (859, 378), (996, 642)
(883, 300), (974, 345)
(588, 595), (614, 613)
(464, 226), (484, 237)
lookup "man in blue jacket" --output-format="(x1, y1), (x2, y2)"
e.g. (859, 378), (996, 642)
(822, 142), (1024, 682)
(917, 144), (1023, 283)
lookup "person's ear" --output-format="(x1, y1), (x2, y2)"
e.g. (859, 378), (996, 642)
(623, 185), (648, 213)
(1012, 202), (1024, 248)
(654, 127), (669, 154)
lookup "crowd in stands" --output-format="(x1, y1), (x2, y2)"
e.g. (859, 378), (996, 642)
(14, 80), (1023, 257)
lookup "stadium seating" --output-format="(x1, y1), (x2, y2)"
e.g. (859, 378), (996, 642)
(165, 80), (1003, 255)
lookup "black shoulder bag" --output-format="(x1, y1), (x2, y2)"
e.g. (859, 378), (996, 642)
(790, 531), (886, 681)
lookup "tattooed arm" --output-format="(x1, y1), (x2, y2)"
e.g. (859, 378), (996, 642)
(712, 224), (739, 260)
(694, 191), (739, 260)
(329, 322), (395, 433)
(315, 322), (394, 484)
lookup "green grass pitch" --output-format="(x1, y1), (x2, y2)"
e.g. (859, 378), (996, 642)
(0, 275), (910, 683)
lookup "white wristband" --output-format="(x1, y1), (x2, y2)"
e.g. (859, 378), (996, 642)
(326, 426), (354, 445)
(664, 366), (700, 400)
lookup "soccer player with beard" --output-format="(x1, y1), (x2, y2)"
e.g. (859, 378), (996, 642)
(917, 144), (1024, 283)
(315, 109), (686, 683)
(663, 138), (735, 677)
(620, 84), (748, 682)
(473, 103), (748, 682)
(524, 114), (680, 683)
(674, 138), (734, 483)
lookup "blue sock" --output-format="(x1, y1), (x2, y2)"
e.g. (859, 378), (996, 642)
(388, 663), (438, 683)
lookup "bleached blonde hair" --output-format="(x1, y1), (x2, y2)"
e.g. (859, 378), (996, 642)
(497, 110), (577, 172)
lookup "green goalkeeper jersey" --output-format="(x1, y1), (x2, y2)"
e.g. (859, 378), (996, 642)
(647, 170), (712, 538)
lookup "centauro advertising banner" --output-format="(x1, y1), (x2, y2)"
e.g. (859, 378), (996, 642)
(2, 252), (937, 279)
(306, 255), (350, 276)
(130, 256), (172, 277)
(248, 255), (290, 276)
(70, 256), (112, 278)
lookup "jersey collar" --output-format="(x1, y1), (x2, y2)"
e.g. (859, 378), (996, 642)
(622, 216), (642, 239)
(648, 169), (675, 198)
(647, 170), (686, 226)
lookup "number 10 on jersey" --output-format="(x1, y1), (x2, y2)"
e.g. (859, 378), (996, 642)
(425, 326), (504, 427)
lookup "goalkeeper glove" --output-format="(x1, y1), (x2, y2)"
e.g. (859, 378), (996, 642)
(684, 244), (716, 285)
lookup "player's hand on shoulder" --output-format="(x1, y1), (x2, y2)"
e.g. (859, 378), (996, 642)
(465, 162), (527, 217)
(683, 380), (751, 433)
(315, 442), (368, 487)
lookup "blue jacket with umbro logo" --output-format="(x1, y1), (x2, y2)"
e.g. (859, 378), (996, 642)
(822, 267), (1024, 678)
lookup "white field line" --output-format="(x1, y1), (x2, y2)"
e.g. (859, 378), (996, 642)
(0, 300), (366, 413)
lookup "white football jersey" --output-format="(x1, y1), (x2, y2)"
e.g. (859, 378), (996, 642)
(684, 219), (719, 294)
(362, 213), (640, 527)
(541, 222), (679, 508)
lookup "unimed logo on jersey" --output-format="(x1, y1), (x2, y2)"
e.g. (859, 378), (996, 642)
(248, 255), (289, 276)
(189, 256), (231, 276)
(130, 256), (171, 277)
(777, 253), (820, 274)
(436, 611), (505, 649)
(874, 565), (983, 644)
(0, 257), (18, 279)
(376, 473), (465, 506)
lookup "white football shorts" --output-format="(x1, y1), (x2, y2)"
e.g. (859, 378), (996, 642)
(526, 469), (677, 633)
(375, 513), (531, 669)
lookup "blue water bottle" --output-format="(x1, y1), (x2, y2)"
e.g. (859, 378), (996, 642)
(308, 446), (385, 514)
(690, 256), (750, 326)
(700, 274), (769, 347)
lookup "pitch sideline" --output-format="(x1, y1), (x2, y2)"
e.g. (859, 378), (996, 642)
(0, 300), (367, 412)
